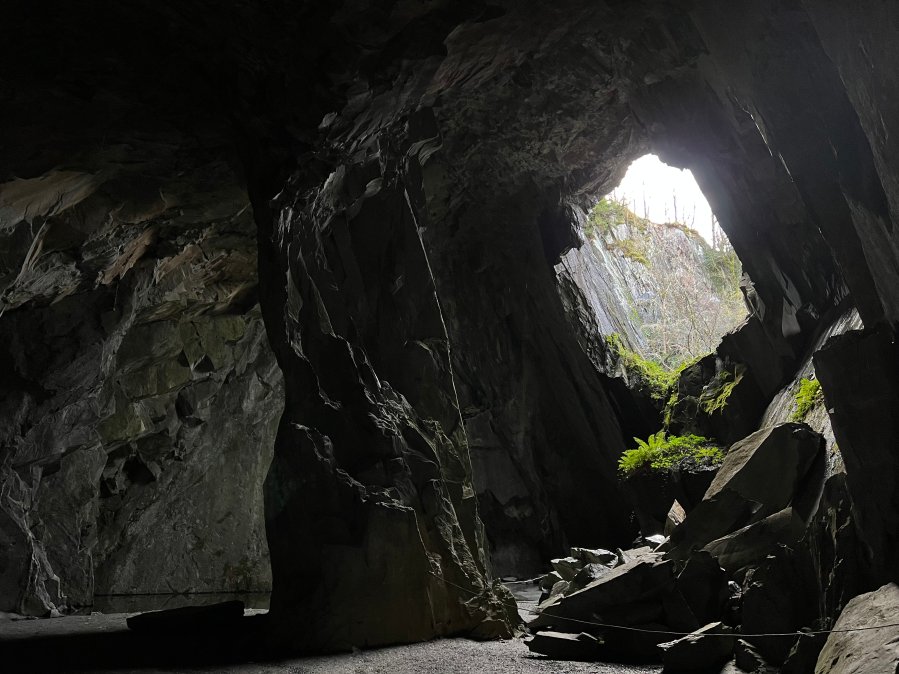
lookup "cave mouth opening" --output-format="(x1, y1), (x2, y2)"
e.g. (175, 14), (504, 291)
(586, 153), (748, 372)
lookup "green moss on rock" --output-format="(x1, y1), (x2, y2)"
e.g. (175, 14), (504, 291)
(791, 377), (824, 422)
(699, 363), (746, 415)
(605, 333), (699, 401)
(606, 238), (649, 266)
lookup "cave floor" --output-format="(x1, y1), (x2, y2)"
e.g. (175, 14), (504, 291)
(0, 611), (661, 673)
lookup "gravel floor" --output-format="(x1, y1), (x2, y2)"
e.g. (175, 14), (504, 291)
(2, 604), (662, 674)
(245, 637), (663, 674)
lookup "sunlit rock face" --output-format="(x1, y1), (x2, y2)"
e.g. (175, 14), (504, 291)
(3, 0), (899, 655)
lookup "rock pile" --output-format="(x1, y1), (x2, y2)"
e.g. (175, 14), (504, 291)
(526, 421), (849, 671)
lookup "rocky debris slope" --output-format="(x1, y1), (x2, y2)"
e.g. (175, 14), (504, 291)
(525, 421), (863, 670)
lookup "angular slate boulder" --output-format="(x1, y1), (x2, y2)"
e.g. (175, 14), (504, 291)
(815, 583), (899, 674)
(658, 621), (735, 672)
(662, 423), (824, 564)
(526, 630), (604, 661)
(530, 553), (674, 631)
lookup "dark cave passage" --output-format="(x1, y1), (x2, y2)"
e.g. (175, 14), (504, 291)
(3, 1), (899, 672)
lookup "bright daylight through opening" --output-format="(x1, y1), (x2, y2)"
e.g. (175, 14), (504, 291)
(587, 154), (748, 370)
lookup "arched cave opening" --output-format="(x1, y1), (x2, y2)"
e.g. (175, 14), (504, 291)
(3, 1), (899, 671)
(587, 154), (747, 370)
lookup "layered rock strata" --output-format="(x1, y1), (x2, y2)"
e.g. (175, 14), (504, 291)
(0, 125), (280, 614)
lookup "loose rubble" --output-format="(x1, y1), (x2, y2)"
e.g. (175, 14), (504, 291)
(526, 422), (848, 670)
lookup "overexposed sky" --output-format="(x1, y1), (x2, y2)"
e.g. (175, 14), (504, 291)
(608, 154), (716, 243)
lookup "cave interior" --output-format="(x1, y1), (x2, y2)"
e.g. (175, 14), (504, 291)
(2, 0), (899, 671)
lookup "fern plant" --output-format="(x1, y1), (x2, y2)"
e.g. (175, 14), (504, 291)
(618, 431), (724, 476)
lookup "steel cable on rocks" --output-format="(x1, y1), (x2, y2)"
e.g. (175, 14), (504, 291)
(426, 570), (899, 638)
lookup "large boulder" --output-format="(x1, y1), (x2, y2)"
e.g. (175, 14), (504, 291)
(529, 545), (731, 662)
(701, 508), (802, 576)
(526, 630), (604, 661)
(740, 548), (817, 666)
(658, 622), (735, 672)
(703, 423), (821, 517)
(675, 551), (730, 627)
(815, 327), (899, 585)
(530, 553), (674, 631)
(815, 583), (899, 674)
(662, 423), (824, 563)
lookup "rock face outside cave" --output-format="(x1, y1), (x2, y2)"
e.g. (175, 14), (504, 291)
(2, 0), (899, 662)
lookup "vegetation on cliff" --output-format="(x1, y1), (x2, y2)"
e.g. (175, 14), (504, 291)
(593, 197), (745, 477)
(605, 332), (698, 401)
(588, 196), (745, 369)
(791, 377), (824, 422)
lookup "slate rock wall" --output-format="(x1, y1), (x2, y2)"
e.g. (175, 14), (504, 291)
(0, 121), (281, 614)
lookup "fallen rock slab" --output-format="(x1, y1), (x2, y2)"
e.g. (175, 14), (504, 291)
(665, 500), (686, 536)
(568, 563), (611, 594)
(702, 508), (801, 576)
(550, 557), (582, 581)
(526, 630), (604, 661)
(530, 555), (673, 631)
(735, 638), (778, 673)
(740, 548), (813, 665)
(571, 547), (617, 565)
(126, 600), (245, 634)
(598, 623), (673, 663)
(659, 489), (762, 560)
(674, 551), (729, 626)
(539, 570), (563, 592)
(658, 621), (735, 672)
(814, 582), (899, 673)
(661, 423), (824, 564)
(704, 423), (821, 518)
(619, 545), (655, 563)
